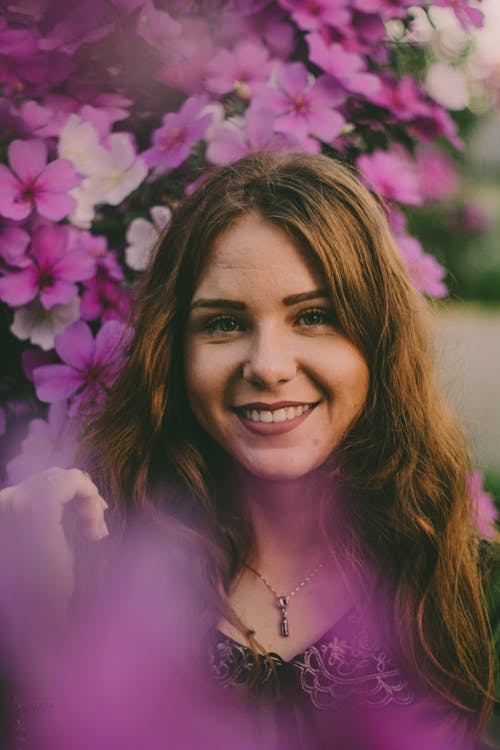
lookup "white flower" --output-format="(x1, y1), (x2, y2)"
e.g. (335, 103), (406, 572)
(87, 133), (148, 206)
(58, 114), (106, 175)
(62, 124), (148, 228)
(425, 62), (469, 110)
(125, 205), (171, 271)
(11, 297), (81, 351)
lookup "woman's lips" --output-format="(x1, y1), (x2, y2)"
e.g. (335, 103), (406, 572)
(233, 402), (319, 436)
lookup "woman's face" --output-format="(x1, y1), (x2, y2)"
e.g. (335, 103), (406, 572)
(184, 212), (369, 481)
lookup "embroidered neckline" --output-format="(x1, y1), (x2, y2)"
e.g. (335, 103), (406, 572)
(210, 607), (414, 711)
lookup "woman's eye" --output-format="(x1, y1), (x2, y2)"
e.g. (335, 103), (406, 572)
(204, 316), (241, 335)
(295, 308), (335, 328)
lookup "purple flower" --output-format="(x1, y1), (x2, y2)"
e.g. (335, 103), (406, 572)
(357, 150), (422, 205)
(372, 76), (430, 122)
(307, 32), (380, 97)
(415, 147), (459, 202)
(206, 40), (273, 98)
(136, 1), (181, 50)
(154, 18), (216, 95)
(397, 236), (447, 298)
(0, 223), (31, 268)
(18, 100), (64, 138)
(33, 320), (130, 417)
(0, 223), (95, 309)
(207, 109), (311, 166)
(352, 0), (414, 19)
(468, 471), (498, 539)
(0, 407), (5, 438)
(251, 62), (345, 143)
(142, 97), (213, 173)
(0, 139), (80, 222)
(80, 277), (131, 323)
(278, 0), (350, 31)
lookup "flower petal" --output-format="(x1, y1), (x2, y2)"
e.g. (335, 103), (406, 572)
(54, 250), (96, 282)
(0, 165), (30, 221)
(35, 189), (77, 222)
(36, 158), (81, 192)
(93, 319), (128, 368)
(33, 364), (84, 403)
(0, 266), (38, 306)
(39, 279), (78, 309)
(9, 139), (47, 184)
(54, 320), (94, 369)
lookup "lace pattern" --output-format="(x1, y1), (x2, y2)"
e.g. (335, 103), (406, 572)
(210, 610), (414, 712)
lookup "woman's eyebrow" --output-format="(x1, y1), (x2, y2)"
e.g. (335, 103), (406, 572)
(189, 289), (330, 311)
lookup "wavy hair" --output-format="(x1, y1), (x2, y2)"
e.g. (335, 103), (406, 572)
(80, 152), (494, 733)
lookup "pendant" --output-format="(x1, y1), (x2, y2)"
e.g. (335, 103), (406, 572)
(278, 595), (289, 637)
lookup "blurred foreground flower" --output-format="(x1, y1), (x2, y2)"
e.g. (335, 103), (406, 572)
(6, 401), (80, 483)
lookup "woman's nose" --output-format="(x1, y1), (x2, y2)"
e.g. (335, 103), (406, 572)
(242, 327), (297, 388)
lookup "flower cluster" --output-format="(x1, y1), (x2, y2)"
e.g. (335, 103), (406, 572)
(0, 0), (490, 514)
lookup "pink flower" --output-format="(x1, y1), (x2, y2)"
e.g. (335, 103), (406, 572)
(278, 0), (350, 31)
(250, 62), (345, 143)
(142, 97), (213, 173)
(0, 223), (31, 268)
(206, 40), (273, 98)
(415, 147), (459, 202)
(352, 0), (414, 19)
(33, 320), (130, 417)
(372, 76), (430, 122)
(136, 2), (181, 51)
(80, 277), (131, 323)
(80, 254), (131, 323)
(397, 236), (447, 298)
(432, 0), (484, 29)
(207, 109), (311, 166)
(468, 471), (498, 539)
(307, 32), (380, 97)
(357, 150), (422, 205)
(154, 18), (216, 95)
(0, 223), (95, 309)
(0, 139), (80, 222)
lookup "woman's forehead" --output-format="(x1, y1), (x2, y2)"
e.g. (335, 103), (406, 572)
(191, 212), (327, 301)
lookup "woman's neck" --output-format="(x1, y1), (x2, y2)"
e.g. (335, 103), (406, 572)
(233, 467), (337, 581)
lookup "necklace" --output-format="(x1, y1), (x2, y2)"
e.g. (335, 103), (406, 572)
(246, 555), (331, 637)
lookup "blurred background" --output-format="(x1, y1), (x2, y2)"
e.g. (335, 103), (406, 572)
(402, 0), (500, 499)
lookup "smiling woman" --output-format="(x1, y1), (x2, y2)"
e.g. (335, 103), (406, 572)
(1, 152), (499, 749)
(184, 212), (369, 482)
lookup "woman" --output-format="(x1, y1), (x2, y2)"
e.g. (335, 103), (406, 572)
(1, 152), (498, 748)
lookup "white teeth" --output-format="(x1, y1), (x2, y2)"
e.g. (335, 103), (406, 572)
(241, 404), (314, 423)
(273, 409), (287, 423)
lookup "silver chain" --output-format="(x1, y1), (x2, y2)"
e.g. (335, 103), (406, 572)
(246, 554), (332, 637)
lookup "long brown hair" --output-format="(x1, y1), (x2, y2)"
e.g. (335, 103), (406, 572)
(80, 152), (495, 732)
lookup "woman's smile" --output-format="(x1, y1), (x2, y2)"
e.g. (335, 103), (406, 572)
(232, 400), (321, 435)
(184, 211), (370, 480)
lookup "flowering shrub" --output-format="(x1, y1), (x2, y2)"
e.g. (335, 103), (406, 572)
(0, 0), (491, 517)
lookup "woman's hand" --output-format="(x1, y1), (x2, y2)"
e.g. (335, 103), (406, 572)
(0, 466), (109, 614)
